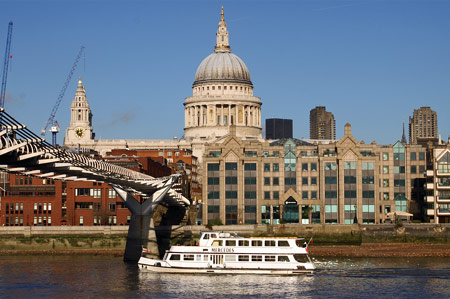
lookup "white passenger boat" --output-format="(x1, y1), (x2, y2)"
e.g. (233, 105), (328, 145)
(138, 231), (315, 274)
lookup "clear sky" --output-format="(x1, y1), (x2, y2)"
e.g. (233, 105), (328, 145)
(1, 0), (449, 145)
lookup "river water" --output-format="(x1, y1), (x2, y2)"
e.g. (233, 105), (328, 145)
(0, 255), (449, 298)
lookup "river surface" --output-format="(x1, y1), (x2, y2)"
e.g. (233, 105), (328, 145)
(0, 255), (449, 298)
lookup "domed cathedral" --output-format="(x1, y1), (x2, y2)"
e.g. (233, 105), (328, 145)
(184, 6), (263, 142)
(64, 77), (95, 146)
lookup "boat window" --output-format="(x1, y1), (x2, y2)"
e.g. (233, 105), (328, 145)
(265, 240), (276, 247)
(252, 255), (262, 262)
(294, 254), (310, 263)
(278, 256), (290, 262)
(203, 255), (209, 261)
(226, 240), (236, 246)
(212, 240), (223, 246)
(251, 240), (263, 247)
(211, 234), (218, 238)
(196, 255), (202, 261)
(203, 234), (210, 240)
(169, 254), (181, 261)
(238, 240), (249, 246)
(238, 255), (249, 261)
(295, 240), (306, 247)
(184, 255), (194, 261)
(265, 256), (276, 262)
(278, 240), (290, 247)
(225, 255), (236, 262)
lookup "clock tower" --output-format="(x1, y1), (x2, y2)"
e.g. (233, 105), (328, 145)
(64, 77), (94, 146)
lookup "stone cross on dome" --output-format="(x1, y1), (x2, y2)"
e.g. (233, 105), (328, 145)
(215, 6), (231, 53)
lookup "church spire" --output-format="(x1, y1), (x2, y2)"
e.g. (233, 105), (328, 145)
(401, 120), (407, 144)
(215, 6), (231, 53)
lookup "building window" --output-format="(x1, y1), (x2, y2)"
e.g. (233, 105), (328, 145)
(302, 191), (308, 199)
(362, 176), (374, 184)
(302, 177), (308, 185)
(344, 161), (356, 170)
(411, 166), (417, 174)
(325, 162), (337, 171)
(273, 191), (279, 199)
(419, 165), (425, 173)
(325, 176), (337, 184)
(311, 163), (317, 171)
(362, 162), (374, 170)
(273, 177), (279, 185)
(264, 163), (270, 172)
(264, 191), (271, 200)
(410, 152), (417, 161)
(108, 189), (116, 198)
(264, 177), (270, 186)
(383, 179), (390, 187)
(382, 152), (389, 161)
(383, 166), (389, 174)
(394, 166), (405, 174)
(79, 216), (84, 226)
(285, 177), (296, 186)
(419, 152), (425, 161)
(92, 189), (101, 198)
(383, 193), (389, 200)
(109, 203), (116, 212)
(273, 163), (279, 172)
(394, 179), (405, 187)
(311, 177), (317, 185)
(302, 163), (308, 171)
(311, 191), (317, 199)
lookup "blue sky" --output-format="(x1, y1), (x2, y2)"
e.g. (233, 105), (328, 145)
(1, 0), (449, 145)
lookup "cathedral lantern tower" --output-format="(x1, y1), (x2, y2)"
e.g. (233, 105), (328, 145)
(64, 77), (94, 145)
(184, 6), (262, 141)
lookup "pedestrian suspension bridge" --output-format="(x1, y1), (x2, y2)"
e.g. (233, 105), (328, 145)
(0, 108), (190, 261)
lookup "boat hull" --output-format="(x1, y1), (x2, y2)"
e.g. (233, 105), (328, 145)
(138, 263), (314, 275)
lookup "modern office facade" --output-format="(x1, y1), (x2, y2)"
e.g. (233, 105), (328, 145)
(265, 118), (293, 140)
(409, 106), (438, 145)
(310, 106), (336, 140)
(203, 124), (427, 225)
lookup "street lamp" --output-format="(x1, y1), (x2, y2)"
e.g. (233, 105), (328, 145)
(353, 204), (358, 224)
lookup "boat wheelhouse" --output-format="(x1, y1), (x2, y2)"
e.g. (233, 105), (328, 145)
(138, 231), (315, 274)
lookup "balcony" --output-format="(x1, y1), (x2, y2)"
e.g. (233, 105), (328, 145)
(437, 196), (450, 203)
(437, 209), (450, 215)
(427, 209), (435, 216)
(426, 196), (435, 203)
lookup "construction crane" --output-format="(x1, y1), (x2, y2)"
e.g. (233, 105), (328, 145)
(41, 46), (85, 146)
(0, 21), (13, 109)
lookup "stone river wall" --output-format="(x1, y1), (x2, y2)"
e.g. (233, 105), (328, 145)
(0, 224), (449, 252)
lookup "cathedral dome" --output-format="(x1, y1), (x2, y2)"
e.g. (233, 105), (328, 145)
(193, 6), (252, 87)
(194, 52), (252, 85)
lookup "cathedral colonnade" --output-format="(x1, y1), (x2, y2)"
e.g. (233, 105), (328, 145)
(184, 103), (261, 128)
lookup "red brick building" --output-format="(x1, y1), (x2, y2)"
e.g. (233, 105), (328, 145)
(0, 154), (172, 227)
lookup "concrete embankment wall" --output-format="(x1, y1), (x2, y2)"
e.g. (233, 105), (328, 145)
(0, 224), (449, 251)
(0, 226), (128, 251)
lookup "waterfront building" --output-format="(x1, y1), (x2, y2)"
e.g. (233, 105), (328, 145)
(0, 154), (172, 226)
(409, 106), (438, 145)
(425, 145), (450, 223)
(202, 124), (427, 225)
(265, 118), (293, 140)
(310, 106), (336, 140)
